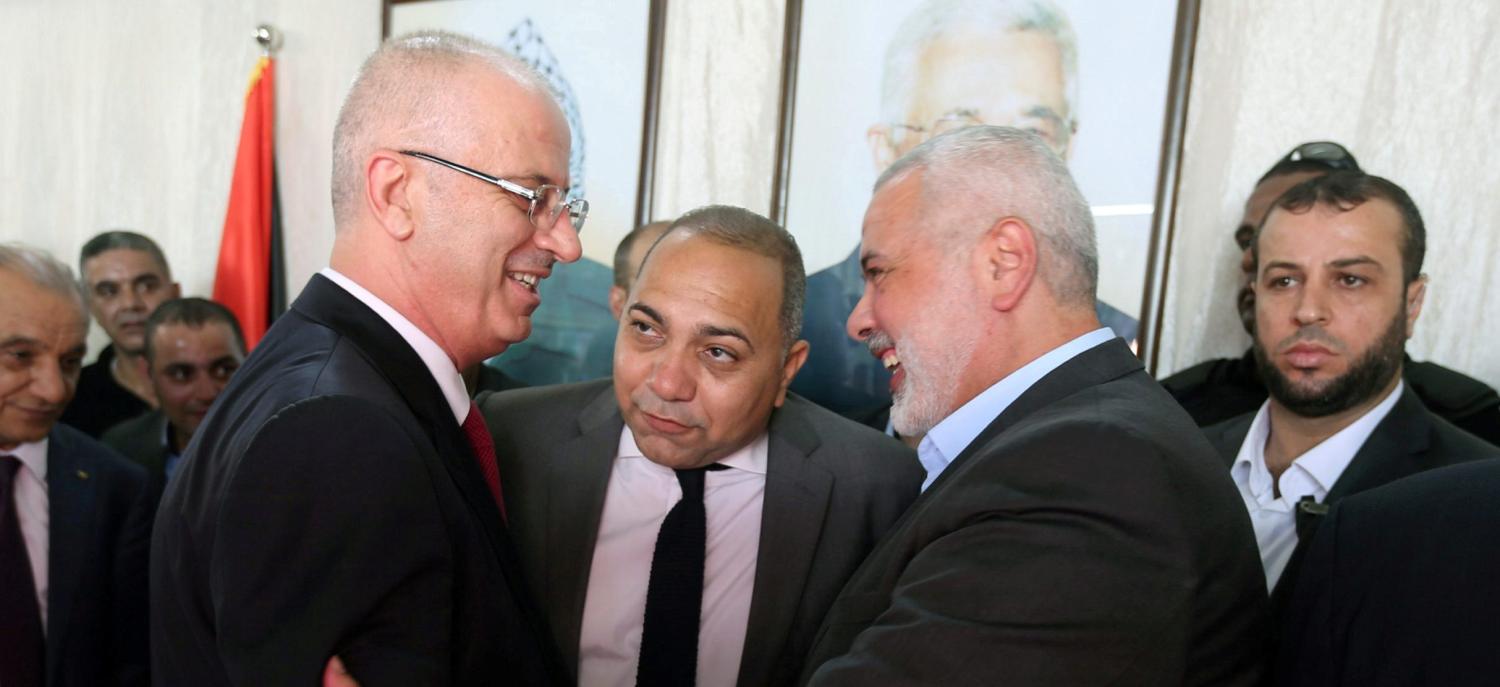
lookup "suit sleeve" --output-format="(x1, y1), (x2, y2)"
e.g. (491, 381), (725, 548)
(209, 396), (452, 686)
(808, 432), (1198, 686)
(111, 455), (154, 687)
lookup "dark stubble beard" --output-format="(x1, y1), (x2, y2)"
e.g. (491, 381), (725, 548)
(1254, 308), (1406, 418)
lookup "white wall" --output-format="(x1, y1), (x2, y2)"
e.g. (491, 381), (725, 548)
(0, 0), (378, 359)
(1156, 0), (1500, 389)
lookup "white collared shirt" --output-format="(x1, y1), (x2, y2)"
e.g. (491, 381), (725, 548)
(917, 328), (1116, 491)
(4, 437), (49, 633)
(319, 268), (470, 424)
(578, 427), (768, 687)
(1231, 381), (1404, 589)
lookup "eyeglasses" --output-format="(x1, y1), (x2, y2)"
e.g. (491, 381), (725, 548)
(890, 110), (986, 143)
(1275, 141), (1360, 172)
(399, 150), (588, 232)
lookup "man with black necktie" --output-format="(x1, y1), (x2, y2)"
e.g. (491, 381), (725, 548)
(479, 205), (922, 686)
(0, 243), (152, 687)
(150, 31), (584, 685)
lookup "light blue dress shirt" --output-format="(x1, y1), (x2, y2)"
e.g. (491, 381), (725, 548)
(916, 328), (1116, 491)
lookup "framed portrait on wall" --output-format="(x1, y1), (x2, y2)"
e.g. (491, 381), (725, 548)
(384, 0), (667, 385)
(771, 0), (1199, 413)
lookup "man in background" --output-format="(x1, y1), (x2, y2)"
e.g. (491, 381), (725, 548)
(801, 126), (1267, 685)
(102, 297), (245, 498)
(60, 231), (180, 436)
(151, 31), (581, 685)
(808, 0), (1136, 422)
(1201, 170), (1498, 620)
(1, 243), (151, 687)
(481, 206), (920, 686)
(1161, 142), (1500, 444)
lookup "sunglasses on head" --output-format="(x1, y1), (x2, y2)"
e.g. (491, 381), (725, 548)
(1276, 141), (1360, 172)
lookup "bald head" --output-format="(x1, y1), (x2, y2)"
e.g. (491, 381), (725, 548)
(330, 31), (559, 228)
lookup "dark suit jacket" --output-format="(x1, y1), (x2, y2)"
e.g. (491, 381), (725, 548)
(150, 275), (562, 686)
(478, 379), (923, 686)
(1275, 458), (1500, 686)
(801, 339), (1270, 686)
(100, 409), (169, 499)
(45, 423), (153, 687)
(59, 345), (151, 438)
(1203, 386), (1495, 618)
(1164, 350), (1500, 445)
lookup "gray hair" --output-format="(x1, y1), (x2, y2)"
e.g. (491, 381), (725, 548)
(652, 206), (807, 353)
(881, 0), (1079, 141)
(331, 30), (554, 227)
(0, 243), (90, 323)
(79, 230), (171, 279)
(877, 125), (1097, 305)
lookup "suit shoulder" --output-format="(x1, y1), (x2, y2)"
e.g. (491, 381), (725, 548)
(1406, 360), (1500, 416)
(1426, 409), (1500, 462)
(783, 395), (922, 482)
(480, 379), (612, 424)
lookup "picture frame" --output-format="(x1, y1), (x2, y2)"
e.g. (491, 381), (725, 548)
(383, 0), (669, 385)
(771, 0), (1202, 412)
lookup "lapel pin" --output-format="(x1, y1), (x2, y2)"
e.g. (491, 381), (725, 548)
(76, 469), (90, 480)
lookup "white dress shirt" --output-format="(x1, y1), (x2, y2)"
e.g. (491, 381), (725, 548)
(1231, 381), (1404, 589)
(578, 427), (767, 687)
(319, 268), (469, 423)
(5, 437), (50, 634)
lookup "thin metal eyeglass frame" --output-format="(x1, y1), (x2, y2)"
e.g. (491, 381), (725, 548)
(397, 150), (588, 231)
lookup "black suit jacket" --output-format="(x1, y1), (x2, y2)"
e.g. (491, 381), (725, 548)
(1203, 386), (1496, 618)
(45, 423), (153, 687)
(59, 345), (151, 438)
(1164, 350), (1500, 445)
(801, 338), (1269, 686)
(1275, 458), (1500, 686)
(478, 379), (923, 686)
(100, 409), (170, 500)
(150, 275), (562, 686)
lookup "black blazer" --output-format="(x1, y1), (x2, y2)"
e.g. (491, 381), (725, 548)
(150, 275), (563, 686)
(478, 380), (923, 686)
(1203, 386), (1496, 618)
(100, 409), (169, 500)
(1275, 458), (1500, 686)
(801, 338), (1270, 686)
(45, 423), (153, 687)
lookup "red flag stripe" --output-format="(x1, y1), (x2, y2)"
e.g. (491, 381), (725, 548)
(212, 57), (276, 349)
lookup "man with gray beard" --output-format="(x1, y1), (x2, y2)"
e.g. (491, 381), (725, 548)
(799, 126), (1268, 686)
(1201, 170), (1498, 626)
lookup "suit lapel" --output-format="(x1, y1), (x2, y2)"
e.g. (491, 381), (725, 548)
(44, 428), (93, 678)
(1325, 387), (1432, 502)
(922, 338), (1143, 498)
(546, 385), (624, 674)
(737, 402), (832, 687)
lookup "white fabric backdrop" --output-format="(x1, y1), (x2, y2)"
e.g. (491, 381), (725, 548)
(1156, 0), (1500, 389)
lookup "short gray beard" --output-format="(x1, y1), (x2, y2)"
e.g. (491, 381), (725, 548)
(889, 298), (981, 438)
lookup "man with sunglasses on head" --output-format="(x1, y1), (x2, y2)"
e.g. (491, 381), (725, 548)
(1161, 142), (1500, 446)
(151, 31), (582, 686)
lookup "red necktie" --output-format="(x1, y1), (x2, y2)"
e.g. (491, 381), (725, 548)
(461, 402), (507, 522)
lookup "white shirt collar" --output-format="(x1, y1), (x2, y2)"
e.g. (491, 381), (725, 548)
(1233, 380), (1406, 499)
(319, 268), (470, 424)
(3, 437), (48, 483)
(917, 328), (1116, 490)
(616, 425), (769, 475)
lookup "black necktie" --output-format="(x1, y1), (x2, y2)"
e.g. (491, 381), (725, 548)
(1, 455), (45, 687)
(636, 464), (727, 687)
